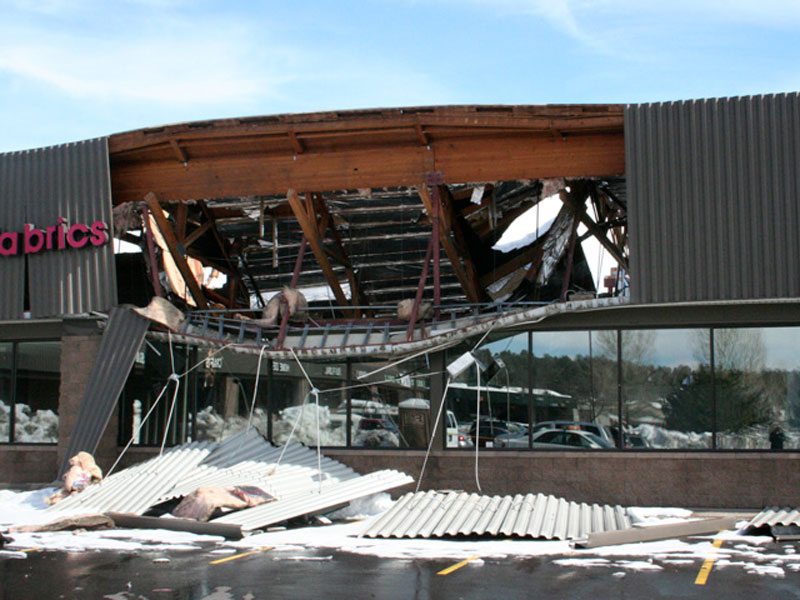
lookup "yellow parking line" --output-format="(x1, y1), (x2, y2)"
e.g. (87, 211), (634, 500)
(20, 548), (41, 553)
(209, 546), (272, 565)
(694, 536), (724, 585)
(437, 555), (480, 576)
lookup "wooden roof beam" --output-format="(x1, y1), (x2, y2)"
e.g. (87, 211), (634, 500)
(144, 192), (208, 309)
(418, 183), (483, 304)
(286, 189), (351, 312)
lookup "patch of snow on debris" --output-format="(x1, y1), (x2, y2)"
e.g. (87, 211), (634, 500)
(627, 506), (693, 526)
(329, 493), (394, 520)
(0, 487), (61, 527)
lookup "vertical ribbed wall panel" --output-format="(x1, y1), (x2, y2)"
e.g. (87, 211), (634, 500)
(59, 307), (149, 475)
(24, 138), (117, 316)
(0, 152), (31, 319)
(626, 93), (800, 303)
(0, 138), (116, 319)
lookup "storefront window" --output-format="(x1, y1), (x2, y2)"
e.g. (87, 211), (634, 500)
(447, 333), (530, 449)
(350, 356), (430, 449)
(194, 348), (270, 442)
(531, 331), (617, 449)
(119, 341), (190, 446)
(270, 360), (348, 447)
(623, 329), (712, 449)
(715, 327), (800, 450)
(0, 343), (13, 443)
(0, 341), (60, 444)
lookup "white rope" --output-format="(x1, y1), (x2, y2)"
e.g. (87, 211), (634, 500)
(289, 347), (323, 491)
(159, 374), (181, 456)
(271, 390), (311, 474)
(415, 376), (451, 493)
(105, 377), (173, 478)
(474, 365), (483, 493)
(246, 345), (269, 433)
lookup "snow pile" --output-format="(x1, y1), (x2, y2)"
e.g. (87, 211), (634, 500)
(272, 404), (347, 446)
(633, 423), (711, 449)
(627, 506), (693, 526)
(0, 400), (58, 443)
(0, 487), (59, 527)
(194, 406), (268, 441)
(329, 493), (394, 520)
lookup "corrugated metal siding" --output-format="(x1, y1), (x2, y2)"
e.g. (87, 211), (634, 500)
(50, 441), (215, 515)
(0, 138), (116, 320)
(747, 507), (800, 529)
(0, 152), (31, 319)
(51, 429), (412, 529)
(59, 307), (149, 475)
(362, 491), (630, 541)
(626, 93), (800, 303)
(213, 470), (414, 531)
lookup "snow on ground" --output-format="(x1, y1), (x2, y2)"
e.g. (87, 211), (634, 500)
(0, 488), (795, 579)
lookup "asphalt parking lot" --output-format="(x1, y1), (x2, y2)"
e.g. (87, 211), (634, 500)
(2, 542), (800, 600)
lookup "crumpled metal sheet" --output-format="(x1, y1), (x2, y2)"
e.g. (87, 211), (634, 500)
(48, 429), (411, 531)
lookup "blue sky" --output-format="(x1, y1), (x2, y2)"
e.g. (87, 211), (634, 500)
(1, 0), (799, 152)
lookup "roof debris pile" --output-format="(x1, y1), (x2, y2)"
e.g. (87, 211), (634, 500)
(47, 429), (413, 534)
(362, 490), (631, 541)
(744, 507), (800, 541)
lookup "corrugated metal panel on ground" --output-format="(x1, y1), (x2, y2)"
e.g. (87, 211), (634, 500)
(213, 470), (414, 531)
(626, 93), (800, 303)
(362, 491), (631, 541)
(58, 307), (150, 475)
(156, 430), (359, 503)
(747, 507), (800, 529)
(0, 151), (31, 319)
(0, 138), (117, 320)
(50, 429), (411, 531)
(49, 441), (215, 515)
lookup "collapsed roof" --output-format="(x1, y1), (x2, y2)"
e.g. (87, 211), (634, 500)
(109, 104), (628, 350)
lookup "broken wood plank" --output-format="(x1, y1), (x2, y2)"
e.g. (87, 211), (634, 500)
(145, 192), (208, 309)
(572, 517), (739, 549)
(107, 512), (243, 540)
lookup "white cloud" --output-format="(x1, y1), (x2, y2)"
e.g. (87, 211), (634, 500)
(446, 0), (800, 51)
(0, 3), (454, 111)
(0, 14), (295, 105)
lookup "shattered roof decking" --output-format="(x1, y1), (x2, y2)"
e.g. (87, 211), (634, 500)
(49, 430), (412, 531)
(362, 490), (631, 541)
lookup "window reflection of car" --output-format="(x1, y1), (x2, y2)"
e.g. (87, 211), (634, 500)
(531, 420), (615, 446)
(468, 419), (512, 447)
(447, 411), (473, 448)
(495, 428), (614, 449)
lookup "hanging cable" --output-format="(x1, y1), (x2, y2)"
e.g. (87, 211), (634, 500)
(415, 376), (451, 493)
(159, 374), (181, 457)
(159, 332), (181, 457)
(289, 347), (323, 491)
(246, 345), (269, 433)
(474, 364), (483, 493)
(105, 377), (173, 478)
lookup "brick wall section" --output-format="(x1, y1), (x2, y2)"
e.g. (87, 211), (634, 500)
(0, 446), (57, 484)
(323, 449), (800, 509)
(56, 334), (120, 480)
